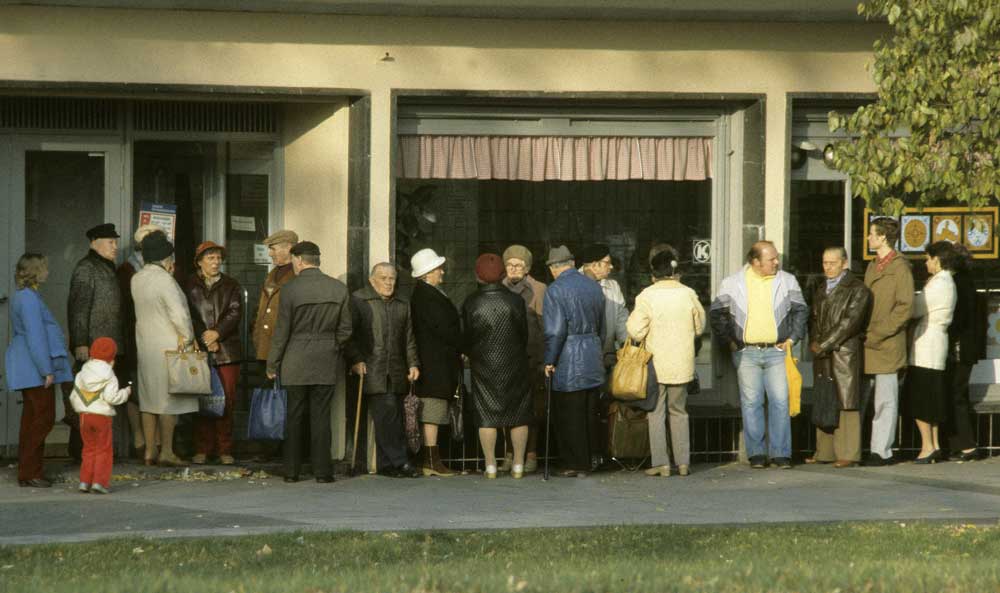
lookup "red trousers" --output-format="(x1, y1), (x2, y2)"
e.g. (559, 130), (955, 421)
(194, 363), (239, 456)
(80, 413), (113, 488)
(18, 386), (55, 481)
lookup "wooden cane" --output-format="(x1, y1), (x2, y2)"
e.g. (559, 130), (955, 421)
(350, 373), (365, 475)
(543, 373), (553, 482)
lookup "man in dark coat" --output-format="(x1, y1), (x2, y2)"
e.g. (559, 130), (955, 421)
(806, 247), (872, 468)
(543, 245), (606, 476)
(345, 263), (421, 478)
(66, 222), (124, 461)
(266, 241), (352, 483)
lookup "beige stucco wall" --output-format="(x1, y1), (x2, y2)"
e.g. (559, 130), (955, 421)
(281, 101), (350, 280)
(0, 5), (883, 261)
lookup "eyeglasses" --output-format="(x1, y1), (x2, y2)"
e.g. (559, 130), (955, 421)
(505, 263), (526, 271)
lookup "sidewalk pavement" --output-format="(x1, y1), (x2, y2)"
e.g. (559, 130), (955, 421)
(2, 456), (1000, 545)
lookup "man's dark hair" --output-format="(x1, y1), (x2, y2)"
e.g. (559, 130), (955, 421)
(870, 217), (900, 248)
(745, 240), (776, 265)
(926, 240), (961, 271)
(651, 247), (680, 279)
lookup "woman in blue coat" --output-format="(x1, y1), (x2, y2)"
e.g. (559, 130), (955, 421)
(4, 253), (74, 487)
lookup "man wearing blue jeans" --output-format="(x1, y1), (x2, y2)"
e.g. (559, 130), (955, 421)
(710, 241), (809, 469)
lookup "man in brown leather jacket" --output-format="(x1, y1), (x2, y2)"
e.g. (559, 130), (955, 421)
(253, 229), (299, 361)
(806, 247), (872, 468)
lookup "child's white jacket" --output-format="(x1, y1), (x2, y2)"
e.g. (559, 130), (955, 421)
(70, 359), (130, 416)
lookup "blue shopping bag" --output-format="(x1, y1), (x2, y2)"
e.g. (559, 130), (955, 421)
(248, 378), (287, 440)
(198, 367), (227, 418)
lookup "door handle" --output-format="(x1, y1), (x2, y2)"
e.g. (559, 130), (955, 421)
(0, 294), (7, 304)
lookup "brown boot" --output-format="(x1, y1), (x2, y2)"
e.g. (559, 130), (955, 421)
(422, 445), (456, 477)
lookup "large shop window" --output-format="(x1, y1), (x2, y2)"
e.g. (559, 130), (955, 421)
(394, 134), (714, 312)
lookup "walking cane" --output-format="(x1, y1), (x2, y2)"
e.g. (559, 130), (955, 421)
(543, 372), (553, 482)
(350, 373), (365, 476)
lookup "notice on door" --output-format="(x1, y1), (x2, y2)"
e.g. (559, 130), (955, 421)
(230, 215), (256, 233)
(138, 202), (177, 241)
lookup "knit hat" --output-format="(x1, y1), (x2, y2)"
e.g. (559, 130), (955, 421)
(194, 240), (226, 263)
(90, 337), (117, 363)
(502, 245), (533, 270)
(475, 253), (505, 284)
(581, 243), (611, 265)
(545, 245), (574, 266)
(141, 232), (174, 262)
(264, 229), (299, 247)
(134, 224), (165, 246)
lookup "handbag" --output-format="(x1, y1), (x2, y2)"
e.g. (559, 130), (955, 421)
(165, 338), (211, 395)
(811, 373), (841, 431)
(785, 345), (802, 417)
(248, 378), (287, 440)
(448, 382), (465, 442)
(404, 382), (422, 453)
(198, 367), (226, 418)
(610, 339), (653, 401)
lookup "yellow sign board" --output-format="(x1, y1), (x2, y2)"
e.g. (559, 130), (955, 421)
(864, 206), (999, 260)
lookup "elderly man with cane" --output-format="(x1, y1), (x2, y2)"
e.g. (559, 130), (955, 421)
(542, 245), (606, 478)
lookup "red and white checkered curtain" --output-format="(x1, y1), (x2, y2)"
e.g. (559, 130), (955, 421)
(396, 135), (713, 181)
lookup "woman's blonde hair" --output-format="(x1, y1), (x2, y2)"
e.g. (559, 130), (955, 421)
(15, 253), (47, 289)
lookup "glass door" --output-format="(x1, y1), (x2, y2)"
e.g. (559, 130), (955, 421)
(1, 137), (123, 453)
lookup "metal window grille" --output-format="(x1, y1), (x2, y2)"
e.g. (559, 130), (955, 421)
(133, 101), (278, 134)
(0, 96), (117, 130)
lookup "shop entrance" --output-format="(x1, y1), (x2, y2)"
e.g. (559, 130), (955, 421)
(0, 137), (124, 452)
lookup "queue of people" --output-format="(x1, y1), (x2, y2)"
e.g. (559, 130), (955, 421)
(4, 216), (988, 491)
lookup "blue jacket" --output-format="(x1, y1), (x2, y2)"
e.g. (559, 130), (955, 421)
(709, 267), (809, 350)
(543, 268), (606, 392)
(5, 288), (74, 391)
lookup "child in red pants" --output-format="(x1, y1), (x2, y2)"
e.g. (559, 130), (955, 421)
(69, 337), (131, 494)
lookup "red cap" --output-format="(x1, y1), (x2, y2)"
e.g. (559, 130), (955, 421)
(90, 337), (117, 363)
(475, 253), (505, 284)
(194, 241), (226, 263)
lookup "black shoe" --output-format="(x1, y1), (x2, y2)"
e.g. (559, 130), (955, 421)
(18, 478), (52, 488)
(397, 463), (421, 478)
(315, 475), (335, 483)
(772, 457), (792, 469)
(958, 450), (982, 462)
(913, 450), (939, 465)
(863, 454), (892, 467)
(749, 455), (767, 469)
(378, 467), (400, 478)
(284, 475), (300, 483)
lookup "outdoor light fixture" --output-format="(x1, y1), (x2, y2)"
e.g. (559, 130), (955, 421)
(823, 144), (836, 169)
(790, 147), (807, 170)
(793, 139), (818, 151)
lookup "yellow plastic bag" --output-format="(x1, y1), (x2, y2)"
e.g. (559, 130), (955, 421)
(785, 344), (802, 417)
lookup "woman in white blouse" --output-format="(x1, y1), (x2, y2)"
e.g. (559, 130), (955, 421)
(906, 241), (958, 464)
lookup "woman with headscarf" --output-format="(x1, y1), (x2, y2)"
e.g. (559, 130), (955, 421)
(461, 254), (532, 479)
(132, 232), (197, 466)
(184, 241), (243, 465)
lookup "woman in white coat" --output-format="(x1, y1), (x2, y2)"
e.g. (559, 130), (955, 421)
(626, 246), (705, 477)
(132, 233), (197, 466)
(905, 240), (958, 464)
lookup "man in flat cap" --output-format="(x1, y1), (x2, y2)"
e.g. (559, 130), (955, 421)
(66, 223), (124, 461)
(253, 229), (299, 362)
(266, 241), (353, 483)
(543, 245), (606, 476)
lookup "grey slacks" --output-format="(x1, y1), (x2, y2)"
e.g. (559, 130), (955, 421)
(648, 384), (689, 468)
(870, 373), (899, 460)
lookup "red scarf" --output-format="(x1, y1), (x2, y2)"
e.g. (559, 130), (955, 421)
(875, 249), (897, 273)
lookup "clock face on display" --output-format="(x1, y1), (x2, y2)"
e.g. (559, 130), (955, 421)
(902, 217), (929, 251)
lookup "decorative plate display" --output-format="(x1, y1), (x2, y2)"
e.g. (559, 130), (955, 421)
(965, 214), (993, 250)
(931, 215), (962, 244)
(900, 215), (930, 252)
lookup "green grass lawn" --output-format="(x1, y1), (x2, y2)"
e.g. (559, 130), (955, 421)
(2, 522), (1000, 592)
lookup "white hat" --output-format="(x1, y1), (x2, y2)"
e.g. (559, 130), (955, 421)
(410, 248), (446, 278)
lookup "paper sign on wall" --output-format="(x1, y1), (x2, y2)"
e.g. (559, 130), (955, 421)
(254, 244), (270, 265)
(231, 215), (256, 232)
(138, 202), (177, 241)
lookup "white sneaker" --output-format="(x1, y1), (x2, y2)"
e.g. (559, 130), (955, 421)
(90, 484), (109, 494)
(78, 482), (90, 493)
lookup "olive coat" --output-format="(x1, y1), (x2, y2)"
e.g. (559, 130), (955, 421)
(863, 255), (914, 374)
